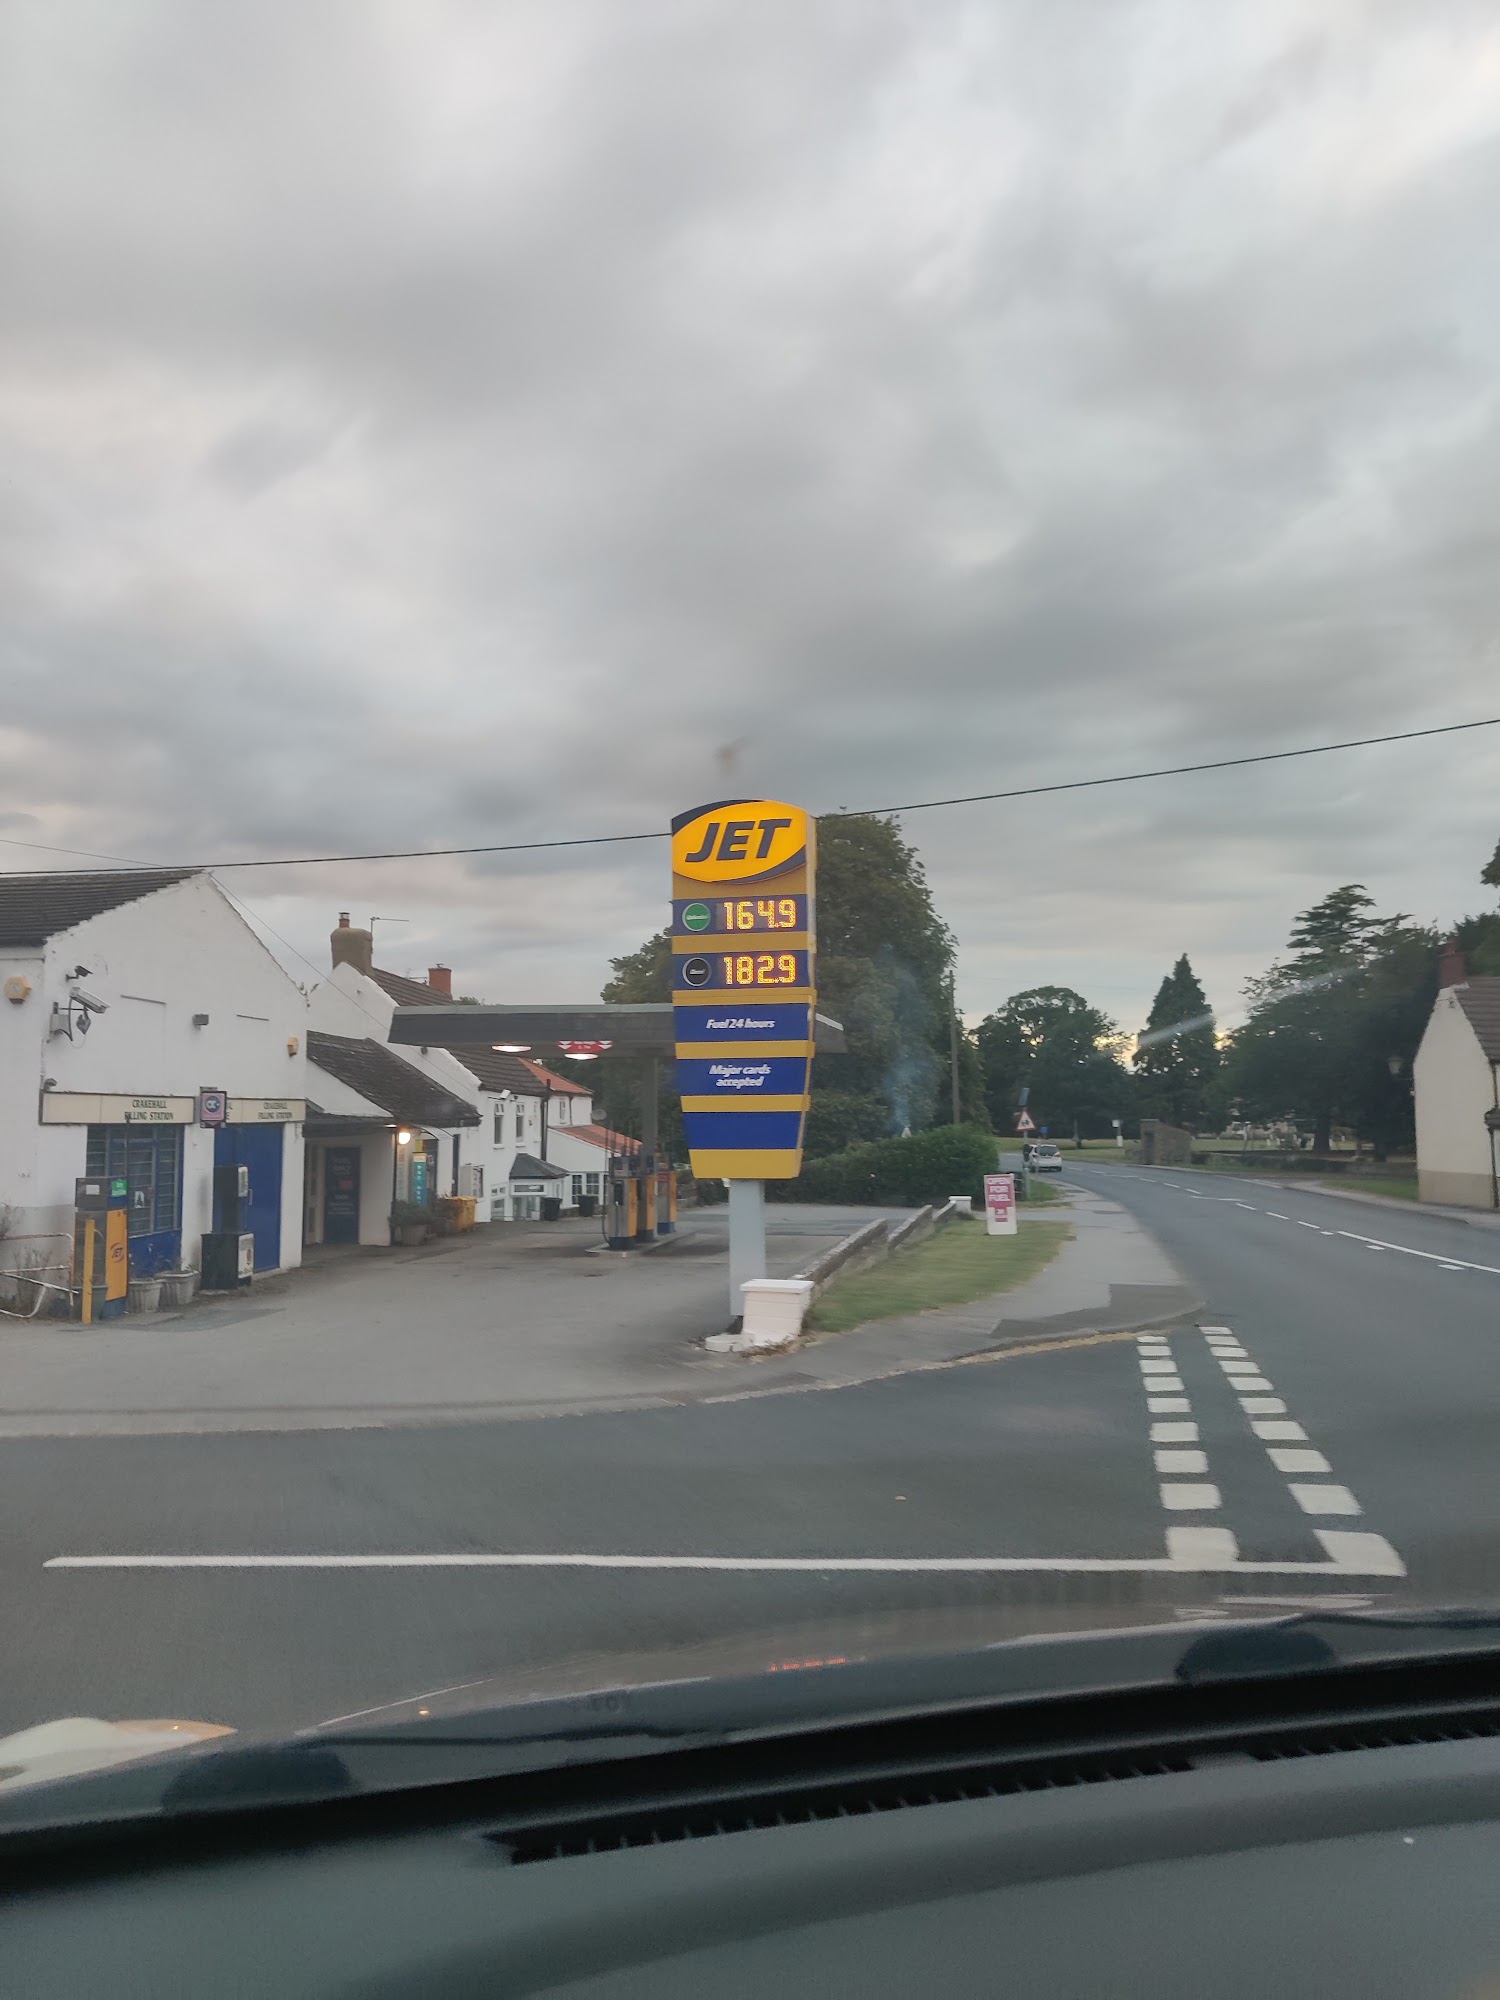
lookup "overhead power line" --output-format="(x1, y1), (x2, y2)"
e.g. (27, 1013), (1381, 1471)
(2, 714), (1496, 876)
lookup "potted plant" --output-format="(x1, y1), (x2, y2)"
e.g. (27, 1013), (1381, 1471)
(390, 1200), (432, 1247)
(127, 1274), (162, 1314)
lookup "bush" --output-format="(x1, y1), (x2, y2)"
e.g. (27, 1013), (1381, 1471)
(389, 1199), (433, 1227)
(770, 1124), (999, 1206)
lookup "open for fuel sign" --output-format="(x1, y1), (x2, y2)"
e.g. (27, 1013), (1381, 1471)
(671, 800), (816, 1179)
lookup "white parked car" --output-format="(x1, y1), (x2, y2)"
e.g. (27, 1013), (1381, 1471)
(1026, 1142), (1064, 1174)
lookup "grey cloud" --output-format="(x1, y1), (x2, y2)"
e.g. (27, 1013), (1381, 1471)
(1, 0), (1497, 1026)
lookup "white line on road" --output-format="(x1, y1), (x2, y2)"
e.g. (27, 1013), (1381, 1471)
(1155, 1449), (1210, 1474)
(1229, 1375), (1274, 1392)
(1147, 1396), (1192, 1413)
(1251, 1419), (1308, 1441)
(1159, 1483), (1222, 1510)
(1266, 1213), (1288, 1220)
(1151, 1421), (1200, 1442)
(1266, 1447), (1331, 1474)
(1335, 1230), (1500, 1278)
(1239, 1397), (1287, 1414)
(1288, 1483), (1362, 1517)
(1296, 1220), (1320, 1229)
(43, 1549), (1406, 1575)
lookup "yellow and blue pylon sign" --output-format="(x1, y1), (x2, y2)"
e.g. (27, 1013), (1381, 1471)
(671, 799), (816, 1179)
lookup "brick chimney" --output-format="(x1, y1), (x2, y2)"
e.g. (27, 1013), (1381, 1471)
(330, 911), (374, 977)
(1438, 937), (1468, 989)
(427, 964), (452, 995)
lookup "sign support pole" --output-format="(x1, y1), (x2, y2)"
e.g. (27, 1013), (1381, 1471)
(727, 1178), (766, 1325)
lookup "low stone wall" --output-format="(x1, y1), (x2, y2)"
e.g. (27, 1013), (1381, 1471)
(1139, 1119), (1193, 1166)
(794, 1217), (890, 1301)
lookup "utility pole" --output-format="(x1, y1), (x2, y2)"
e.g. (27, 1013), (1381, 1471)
(949, 976), (962, 1127)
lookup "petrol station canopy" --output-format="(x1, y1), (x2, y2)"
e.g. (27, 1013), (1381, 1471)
(386, 1002), (847, 1057)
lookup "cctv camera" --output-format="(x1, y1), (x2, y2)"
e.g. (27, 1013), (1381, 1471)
(74, 989), (108, 1014)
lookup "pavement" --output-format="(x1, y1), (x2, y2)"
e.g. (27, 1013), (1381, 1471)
(2, 1164), (1497, 1748)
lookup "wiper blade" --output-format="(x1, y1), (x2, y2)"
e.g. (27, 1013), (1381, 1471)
(1176, 1605), (1500, 1684)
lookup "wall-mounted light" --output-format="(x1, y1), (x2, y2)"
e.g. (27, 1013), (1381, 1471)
(397, 1129), (413, 1146)
(494, 1043), (531, 1054)
(287, 1036), (300, 1056)
(192, 1013), (210, 1028)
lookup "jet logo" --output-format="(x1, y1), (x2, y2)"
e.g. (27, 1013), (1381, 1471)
(671, 799), (811, 884)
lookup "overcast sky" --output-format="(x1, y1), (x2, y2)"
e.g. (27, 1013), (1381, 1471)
(3, 0), (1499, 1034)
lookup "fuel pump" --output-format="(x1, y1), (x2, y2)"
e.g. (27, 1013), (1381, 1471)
(72, 1175), (129, 1322)
(603, 1152), (638, 1251)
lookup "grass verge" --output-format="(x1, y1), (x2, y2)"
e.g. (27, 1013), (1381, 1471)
(807, 1217), (1070, 1334)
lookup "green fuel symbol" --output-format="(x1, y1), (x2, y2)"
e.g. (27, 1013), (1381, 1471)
(682, 902), (712, 932)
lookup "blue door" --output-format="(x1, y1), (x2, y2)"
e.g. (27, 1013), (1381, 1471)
(323, 1146), (361, 1245)
(214, 1124), (284, 1272)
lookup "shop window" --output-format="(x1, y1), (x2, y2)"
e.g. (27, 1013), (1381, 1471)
(86, 1125), (182, 1239)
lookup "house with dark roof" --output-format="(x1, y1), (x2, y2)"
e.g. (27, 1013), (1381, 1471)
(1413, 943), (1500, 1210)
(309, 915), (612, 1226)
(0, 868), (310, 1295)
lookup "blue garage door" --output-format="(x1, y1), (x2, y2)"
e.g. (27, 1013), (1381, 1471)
(213, 1123), (284, 1272)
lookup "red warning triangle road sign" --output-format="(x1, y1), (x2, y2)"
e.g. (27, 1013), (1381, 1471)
(1015, 1109), (1036, 1133)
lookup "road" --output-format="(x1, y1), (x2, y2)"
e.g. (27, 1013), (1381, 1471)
(3, 1166), (1498, 1746)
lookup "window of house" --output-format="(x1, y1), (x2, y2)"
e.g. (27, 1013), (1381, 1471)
(494, 1108), (504, 1145)
(85, 1125), (182, 1239)
(570, 1175), (583, 1201)
(514, 1107), (525, 1141)
(586, 1172), (601, 1196)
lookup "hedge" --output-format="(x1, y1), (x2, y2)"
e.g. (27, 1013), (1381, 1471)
(768, 1124), (999, 1206)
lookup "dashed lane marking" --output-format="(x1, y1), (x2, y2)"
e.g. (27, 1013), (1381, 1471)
(1288, 1483), (1362, 1517)
(1267, 1447), (1331, 1474)
(1240, 1397), (1287, 1414)
(1335, 1230), (1500, 1278)
(1251, 1418), (1308, 1441)
(1160, 1482), (1222, 1510)
(1151, 1421), (1199, 1442)
(1148, 1396), (1192, 1413)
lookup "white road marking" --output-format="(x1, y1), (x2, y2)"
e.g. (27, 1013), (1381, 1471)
(1266, 1212), (1288, 1220)
(1218, 1360), (1259, 1374)
(1155, 1449), (1210, 1474)
(1240, 1397), (1287, 1415)
(1314, 1531), (1405, 1576)
(1199, 1326), (1235, 1335)
(1334, 1230), (1500, 1278)
(1150, 1421), (1199, 1442)
(1147, 1396), (1192, 1413)
(1139, 1357), (1181, 1374)
(43, 1548), (1404, 1575)
(1251, 1419), (1308, 1441)
(1296, 1220), (1320, 1229)
(1266, 1447), (1331, 1474)
(1159, 1482), (1221, 1510)
(1137, 1336), (1171, 1348)
(1143, 1377), (1185, 1394)
(1230, 1375), (1274, 1391)
(1289, 1483), (1362, 1517)
(1439, 1263), (1465, 1272)
(1165, 1527), (1239, 1569)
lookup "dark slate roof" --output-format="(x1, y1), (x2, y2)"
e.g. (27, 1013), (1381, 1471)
(306, 1031), (480, 1128)
(369, 965), (444, 1007)
(1455, 979), (1500, 1062)
(509, 1152), (566, 1180)
(452, 1046), (547, 1095)
(0, 868), (200, 947)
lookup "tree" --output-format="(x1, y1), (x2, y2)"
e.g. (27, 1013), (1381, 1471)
(1482, 837), (1500, 890)
(976, 986), (1132, 1138)
(1225, 886), (1438, 1156)
(1133, 955), (1221, 1131)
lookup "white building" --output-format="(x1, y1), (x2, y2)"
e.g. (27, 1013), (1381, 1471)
(303, 919), (484, 1247)
(0, 869), (309, 1291)
(1413, 946), (1500, 1211)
